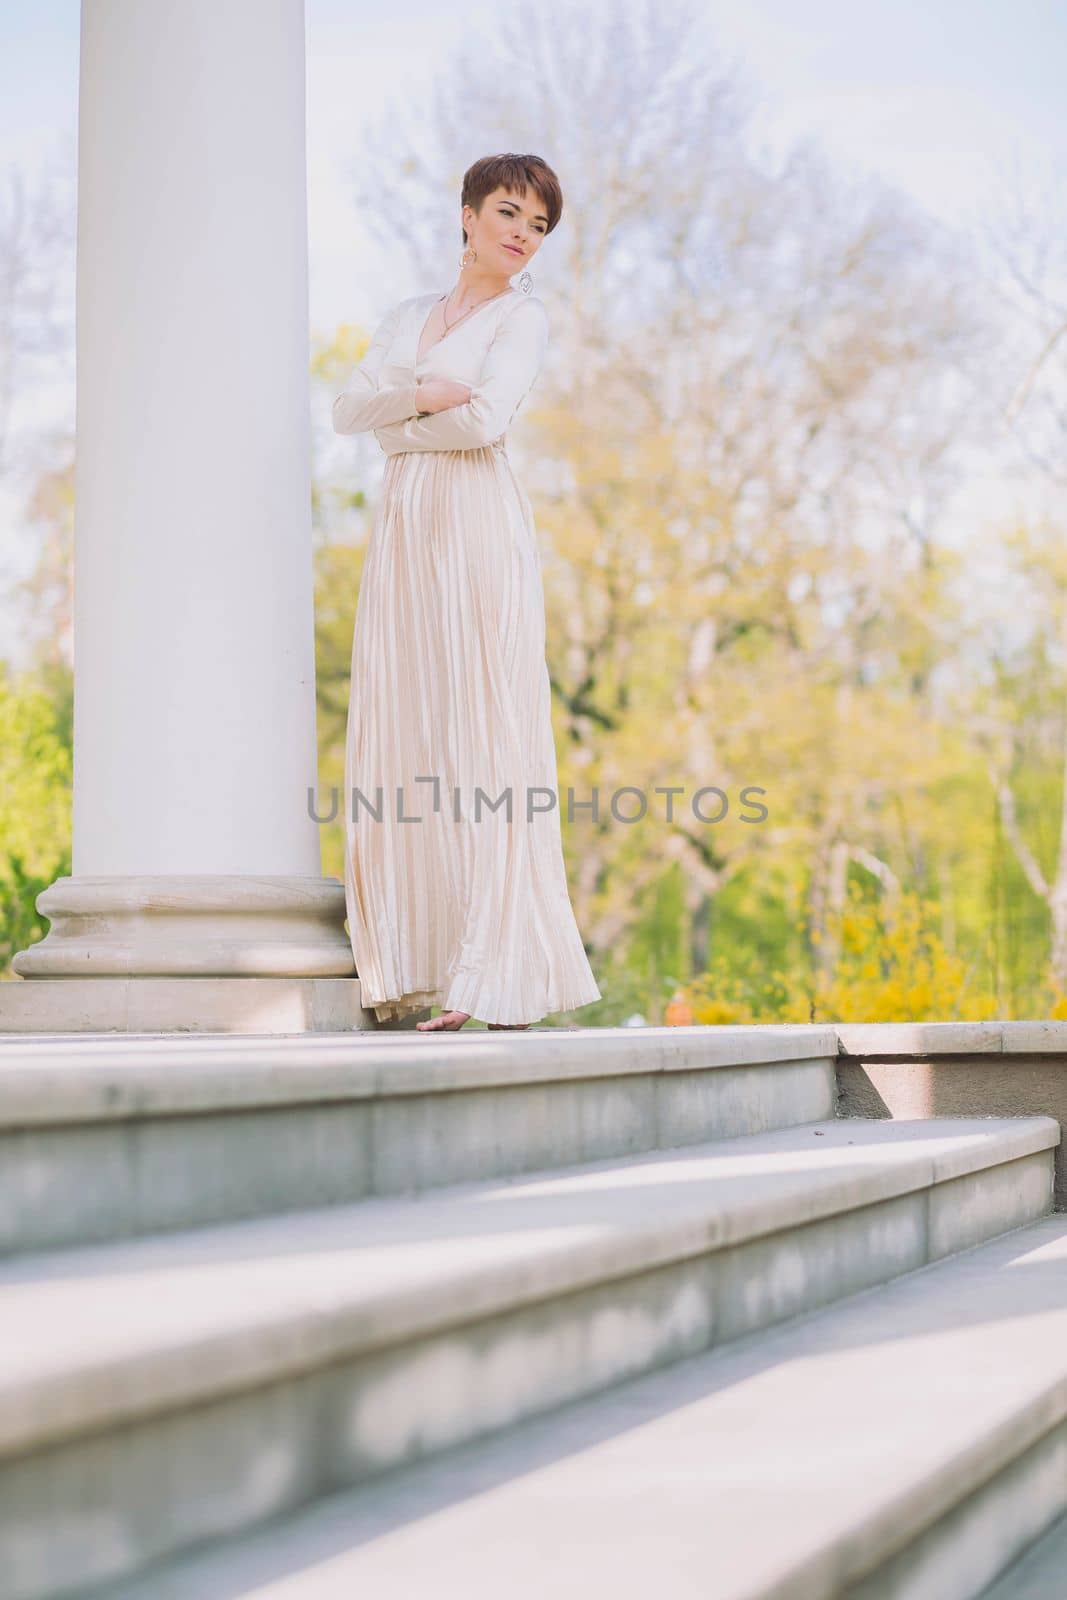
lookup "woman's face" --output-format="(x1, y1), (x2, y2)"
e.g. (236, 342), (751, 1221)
(464, 186), (548, 271)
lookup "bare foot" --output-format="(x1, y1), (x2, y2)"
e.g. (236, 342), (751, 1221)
(415, 1009), (472, 1031)
(487, 1022), (531, 1030)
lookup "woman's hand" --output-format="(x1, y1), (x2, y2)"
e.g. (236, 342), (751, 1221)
(414, 378), (473, 414)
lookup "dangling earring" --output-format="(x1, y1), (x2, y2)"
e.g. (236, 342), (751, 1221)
(459, 237), (477, 268)
(517, 267), (533, 294)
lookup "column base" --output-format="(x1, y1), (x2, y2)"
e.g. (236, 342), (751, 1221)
(0, 976), (429, 1034)
(11, 874), (358, 979)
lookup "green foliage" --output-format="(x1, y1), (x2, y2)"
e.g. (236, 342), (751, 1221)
(810, 882), (997, 1023)
(0, 665), (73, 975)
(683, 881), (997, 1025)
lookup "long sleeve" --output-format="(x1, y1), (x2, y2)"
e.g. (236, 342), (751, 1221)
(331, 297), (422, 434)
(373, 297), (549, 455)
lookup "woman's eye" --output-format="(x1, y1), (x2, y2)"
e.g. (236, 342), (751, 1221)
(500, 208), (544, 233)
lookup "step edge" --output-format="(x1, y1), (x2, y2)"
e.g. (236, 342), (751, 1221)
(0, 1040), (839, 1128)
(0, 1128), (1054, 1462)
(71, 1220), (1067, 1600)
(830, 1377), (1067, 1592)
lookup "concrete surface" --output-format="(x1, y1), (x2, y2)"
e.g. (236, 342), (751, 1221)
(83, 1216), (1067, 1600)
(0, 1117), (1055, 1599)
(0, 1028), (838, 1253)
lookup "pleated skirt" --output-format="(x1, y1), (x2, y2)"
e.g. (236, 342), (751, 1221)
(342, 441), (602, 1025)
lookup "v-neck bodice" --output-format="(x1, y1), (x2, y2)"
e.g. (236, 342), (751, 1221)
(414, 287), (520, 366)
(331, 286), (549, 450)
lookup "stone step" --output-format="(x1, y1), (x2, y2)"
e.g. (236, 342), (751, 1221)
(1, 1114), (1056, 1600)
(977, 1507), (1067, 1598)
(0, 1025), (837, 1256)
(82, 1212), (1067, 1600)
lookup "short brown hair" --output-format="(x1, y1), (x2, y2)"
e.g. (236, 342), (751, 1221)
(460, 154), (563, 245)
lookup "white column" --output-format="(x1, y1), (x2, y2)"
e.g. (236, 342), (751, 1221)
(13, 0), (355, 991)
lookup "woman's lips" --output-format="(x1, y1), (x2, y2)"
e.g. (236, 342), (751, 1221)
(503, 244), (523, 256)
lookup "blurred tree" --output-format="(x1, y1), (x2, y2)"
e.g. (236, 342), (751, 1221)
(0, 147), (74, 475)
(317, 0), (1021, 1019)
(0, 665), (72, 976)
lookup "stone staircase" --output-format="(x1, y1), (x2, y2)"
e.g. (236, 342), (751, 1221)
(1, 1024), (1065, 1599)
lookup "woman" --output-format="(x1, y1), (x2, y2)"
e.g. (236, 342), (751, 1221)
(332, 153), (601, 1032)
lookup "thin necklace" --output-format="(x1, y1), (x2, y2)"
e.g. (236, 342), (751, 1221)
(442, 283), (513, 331)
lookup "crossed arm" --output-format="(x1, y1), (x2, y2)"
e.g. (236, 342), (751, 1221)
(373, 297), (550, 455)
(330, 297), (423, 433)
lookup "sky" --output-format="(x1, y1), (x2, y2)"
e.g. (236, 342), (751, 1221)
(1, 0), (1065, 660)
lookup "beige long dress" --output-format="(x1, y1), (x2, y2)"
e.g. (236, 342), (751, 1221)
(331, 286), (601, 1025)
